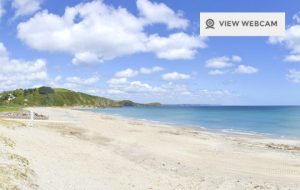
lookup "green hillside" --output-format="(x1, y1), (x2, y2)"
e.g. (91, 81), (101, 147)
(0, 87), (160, 108)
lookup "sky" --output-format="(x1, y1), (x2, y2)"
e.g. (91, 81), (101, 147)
(0, 0), (300, 105)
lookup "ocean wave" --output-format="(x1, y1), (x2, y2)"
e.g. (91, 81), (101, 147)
(79, 107), (300, 139)
(221, 129), (272, 136)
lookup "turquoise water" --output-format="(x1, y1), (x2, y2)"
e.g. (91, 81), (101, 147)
(82, 106), (300, 138)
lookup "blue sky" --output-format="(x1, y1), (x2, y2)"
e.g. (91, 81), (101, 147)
(0, 0), (300, 105)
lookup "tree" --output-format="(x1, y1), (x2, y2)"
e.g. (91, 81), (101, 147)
(38, 87), (54, 95)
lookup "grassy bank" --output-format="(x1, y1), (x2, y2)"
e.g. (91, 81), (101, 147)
(0, 107), (21, 112)
(0, 119), (37, 189)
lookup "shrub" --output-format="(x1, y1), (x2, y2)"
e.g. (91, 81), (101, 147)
(38, 87), (54, 95)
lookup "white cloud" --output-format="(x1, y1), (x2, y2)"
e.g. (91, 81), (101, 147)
(147, 33), (206, 60)
(162, 72), (190, 81)
(12, 0), (42, 17)
(107, 89), (125, 95)
(65, 76), (99, 86)
(17, 2), (146, 64)
(130, 81), (152, 90)
(113, 67), (163, 79)
(293, 12), (300, 23)
(205, 55), (258, 76)
(54, 75), (62, 82)
(107, 78), (128, 85)
(195, 89), (236, 98)
(17, 0), (206, 64)
(160, 82), (191, 96)
(284, 54), (300, 62)
(234, 65), (258, 74)
(140, 66), (163, 74)
(0, 42), (48, 91)
(208, 69), (227, 75)
(0, 0), (6, 19)
(269, 25), (300, 54)
(115, 68), (139, 78)
(205, 56), (235, 69)
(72, 52), (103, 65)
(161, 82), (236, 98)
(232, 55), (242, 62)
(269, 23), (300, 62)
(287, 69), (300, 83)
(105, 77), (236, 103)
(158, 82), (236, 99)
(107, 78), (165, 95)
(136, 0), (188, 29)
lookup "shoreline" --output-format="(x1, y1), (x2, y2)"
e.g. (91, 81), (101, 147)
(76, 108), (296, 141)
(73, 108), (300, 151)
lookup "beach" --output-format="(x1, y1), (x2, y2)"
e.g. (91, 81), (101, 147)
(0, 107), (300, 190)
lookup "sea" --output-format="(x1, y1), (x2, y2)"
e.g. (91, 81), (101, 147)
(82, 106), (300, 139)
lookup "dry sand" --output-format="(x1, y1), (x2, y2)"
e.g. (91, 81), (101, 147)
(0, 107), (300, 190)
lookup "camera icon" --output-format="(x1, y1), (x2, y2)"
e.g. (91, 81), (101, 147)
(206, 19), (215, 29)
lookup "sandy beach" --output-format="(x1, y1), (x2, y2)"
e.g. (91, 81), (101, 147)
(0, 107), (300, 190)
